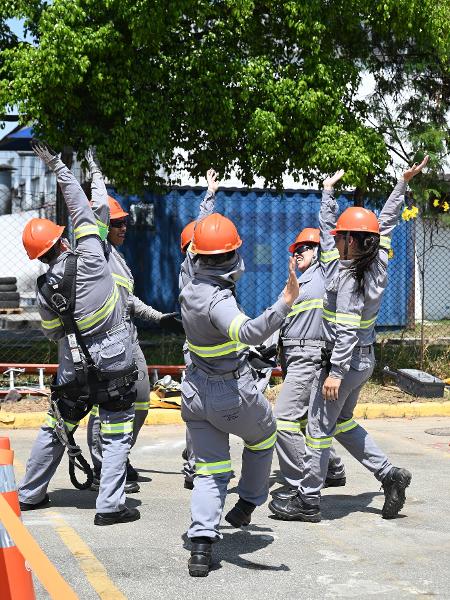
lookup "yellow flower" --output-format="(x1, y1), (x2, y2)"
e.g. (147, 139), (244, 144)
(433, 199), (440, 207)
(402, 205), (419, 221)
(443, 202), (449, 212)
(411, 206), (419, 217)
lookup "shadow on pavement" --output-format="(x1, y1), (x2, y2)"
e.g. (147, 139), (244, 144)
(48, 488), (142, 510)
(321, 491), (383, 520)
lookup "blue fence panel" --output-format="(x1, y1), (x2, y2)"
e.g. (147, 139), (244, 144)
(111, 187), (414, 328)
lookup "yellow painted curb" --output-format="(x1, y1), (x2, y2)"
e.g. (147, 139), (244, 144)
(1, 403), (450, 429)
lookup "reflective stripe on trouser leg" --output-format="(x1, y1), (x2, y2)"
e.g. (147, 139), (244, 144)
(18, 416), (71, 504)
(87, 410), (102, 474)
(132, 342), (150, 446)
(96, 404), (135, 513)
(186, 420), (232, 540)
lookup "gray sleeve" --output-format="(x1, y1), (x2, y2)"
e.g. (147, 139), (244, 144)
(319, 189), (340, 280)
(378, 179), (407, 242)
(37, 289), (64, 341)
(329, 271), (365, 379)
(130, 295), (163, 322)
(210, 291), (290, 346)
(197, 189), (216, 220)
(90, 169), (110, 239)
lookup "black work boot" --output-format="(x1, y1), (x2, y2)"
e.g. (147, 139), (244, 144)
(126, 460), (139, 482)
(271, 485), (297, 501)
(184, 478), (194, 490)
(324, 476), (346, 488)
(381, 467), (412, 519)
(188, 537), (213, 577)
(269, 493), (321, 522)
(225, 498), (256, 528)
(94, 506), (140, 526)
(181, 447), (188, 461)
(19, 494), (50, 512)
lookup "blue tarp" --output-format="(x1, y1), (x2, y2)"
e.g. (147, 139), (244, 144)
(113, 187), (414, 328)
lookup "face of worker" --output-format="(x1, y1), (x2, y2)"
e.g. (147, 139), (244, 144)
(108, 218), (128, 247)
(293, 245), (315, 273)
(335, 233), (356, 260)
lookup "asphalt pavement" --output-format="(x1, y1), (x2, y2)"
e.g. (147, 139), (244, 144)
(6, 417), (450, 600)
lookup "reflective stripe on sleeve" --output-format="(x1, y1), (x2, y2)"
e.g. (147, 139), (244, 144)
(100, 421), (134, 436)
(334, 418), (358, 435)
(287, 298), (323, 318)
(74, 223), (100, 240)
(228, 313), (250, 343)
(112, 273), (134, 294)
(277, 419), (301, 434)
(187, 339), (248, 358)
(135, 401), (149, 411)
(195, 460), (232, 475)
(323, 309), (361, 327)
(245, 430), (277, 451)
(379, 236), (391, 250)
(41, 316), (63, 330)
(77, 284), (119, 331)
(359, 315), (377, 329)
(320, 249), (340, 263)
(305, 434), (333, 449)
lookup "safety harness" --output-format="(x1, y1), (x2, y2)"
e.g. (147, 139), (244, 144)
(37, 253), (137, 490)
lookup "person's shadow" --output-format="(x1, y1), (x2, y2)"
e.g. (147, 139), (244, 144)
(182, 525), (290, 573)
(48, 488), (142, 510)
(321, 491), (407, 520)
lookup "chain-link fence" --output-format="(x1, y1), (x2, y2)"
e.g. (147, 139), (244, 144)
(0, 155), (448, 384)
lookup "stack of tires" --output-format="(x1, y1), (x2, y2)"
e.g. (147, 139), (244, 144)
(0, 277), (20, 309)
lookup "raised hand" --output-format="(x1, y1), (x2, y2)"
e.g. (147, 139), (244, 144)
(282, 257), (300, 307)
(85, 146), (101, 173)
(402, 155), (429, 182)
(207, 169), (219, 194)
(323, 169), (345, 191)
(30, 139), (60, 168)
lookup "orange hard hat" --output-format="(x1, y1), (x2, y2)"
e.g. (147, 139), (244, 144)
(108, 196), (129, 220)
(331, 207), (380, 235)
(288, 228), (320, 253)
(190, 213), (242, 255)
(181, 220), (196, 253)
(22, 218), (65, 260)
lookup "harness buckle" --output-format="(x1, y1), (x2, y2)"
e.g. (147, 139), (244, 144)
(51, 292), (69, 312)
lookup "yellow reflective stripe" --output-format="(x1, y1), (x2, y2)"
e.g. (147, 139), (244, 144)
(187, 339), (249, 358)
(74, 223), (100, 239)
(100, 421), (134, 435)
(45, 415), (78, 432)
(299, 417), (308, 430)
(359, 315), (377, 329)
(228, 313), (249, 343)
(77, 284), (119, 331)
(287, 298), (323, 318)
(135, 401), (149, 411)
(41, 316), (62, 330)
(277, 419), (301, 433)
(112, 273), (134, 294)
(323, 309), (361, 327)
(245, 431), (277, 451)
(90, 405), (99, 417)
(305, 434), (333, 449)
(320, 249), (340, 263)
(195, 460), (232, 475)
(335, 418), (358, 435)
(380, 236), (391, 250)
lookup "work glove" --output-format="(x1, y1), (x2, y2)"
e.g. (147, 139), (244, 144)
(159, 312), (185, 335)
(85, 146), (102, 175)
(248, 346), (277, 370)
(31, 139), (64, 172)
(256, 343), (278, 361)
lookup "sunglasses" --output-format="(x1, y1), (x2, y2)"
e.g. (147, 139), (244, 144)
(110, 219), (128, 228)
(293, 244), (314, 256)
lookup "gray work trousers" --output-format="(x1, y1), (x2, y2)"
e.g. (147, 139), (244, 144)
(87, 342), (150, 474)
(274, 345), (345, 487)
(181, 364), (277, 540)
(299, 349), (392, 506)
(19, 403), (135, 513)
(182, 363), (273, 485)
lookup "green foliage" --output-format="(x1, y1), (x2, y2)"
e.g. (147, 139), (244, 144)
(0, 0), (449, 196)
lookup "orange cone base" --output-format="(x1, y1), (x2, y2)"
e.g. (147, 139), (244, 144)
(0, 545), (35, 600)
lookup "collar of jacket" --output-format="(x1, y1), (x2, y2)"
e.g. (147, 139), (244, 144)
(298, 261), (319, 285)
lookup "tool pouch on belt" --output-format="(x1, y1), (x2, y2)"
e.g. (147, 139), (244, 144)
(90, 364), (138, 412)
(50, 378), (93, 422)
(319, 347), (332, 375)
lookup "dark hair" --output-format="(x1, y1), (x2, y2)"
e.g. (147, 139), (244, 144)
(197, 250), (236, 266)
(39, 239), (62, 264)
(345, 231), (380, 292)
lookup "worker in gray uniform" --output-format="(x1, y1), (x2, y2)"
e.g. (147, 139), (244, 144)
(269, 158), (428, 523)
(272, 210), (346, 501)
(19, 140), (139, 526)
(84, 150), (183, 492)
(179, 170), (219, 490)
(180, 212), (299, 577)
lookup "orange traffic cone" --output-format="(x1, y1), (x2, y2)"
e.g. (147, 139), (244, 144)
(0, 436), (36, 600)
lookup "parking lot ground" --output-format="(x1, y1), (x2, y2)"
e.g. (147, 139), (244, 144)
(5, 417), (450, 600)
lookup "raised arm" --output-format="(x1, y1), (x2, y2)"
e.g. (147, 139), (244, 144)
(85, 147), (109, 241)
(197, 169), (219, 220)
(319, 170), (344, 279)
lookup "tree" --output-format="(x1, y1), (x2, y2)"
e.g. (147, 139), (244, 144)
(1, 0), (449, 195)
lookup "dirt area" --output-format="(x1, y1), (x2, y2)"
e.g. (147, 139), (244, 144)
(0, 396), (50, 413)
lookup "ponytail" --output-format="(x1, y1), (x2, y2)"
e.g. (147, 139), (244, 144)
(347, 232), (380, 292)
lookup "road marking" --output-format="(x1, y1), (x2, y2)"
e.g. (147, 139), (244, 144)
(48, 511), (126, 600)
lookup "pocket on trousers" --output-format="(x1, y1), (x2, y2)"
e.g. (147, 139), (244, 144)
(181, 380), (203, 421)
(209, 379), (242, 412)
(350, 352), (374, 372)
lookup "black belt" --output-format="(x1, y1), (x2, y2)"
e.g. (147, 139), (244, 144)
(190, 363), (249, 381)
